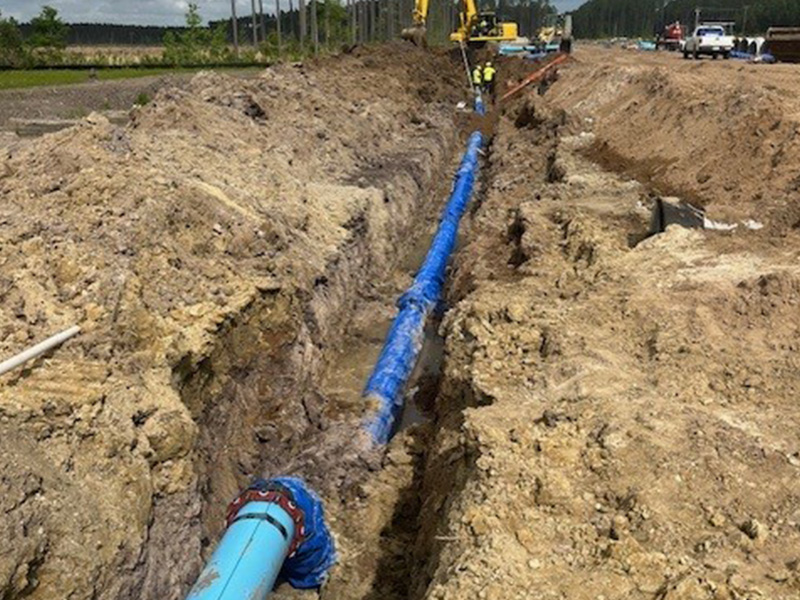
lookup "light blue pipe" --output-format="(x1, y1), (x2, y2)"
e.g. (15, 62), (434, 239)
(186, 501), (294, 600)
(363, 130), (484, 444)
(185, 477), (335, 600)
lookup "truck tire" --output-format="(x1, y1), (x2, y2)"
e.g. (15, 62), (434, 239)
(683, 50), (690, 59)
(712, 53), (718, 59)
(723, 51), (730, 59)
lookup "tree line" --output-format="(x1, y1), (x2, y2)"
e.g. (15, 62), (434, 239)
(572, 0), (800, 39)
(0, 1), (558, 68)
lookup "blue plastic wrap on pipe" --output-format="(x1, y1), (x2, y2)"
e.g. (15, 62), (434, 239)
(186, 477), (336, 600)
(363, 131), (483, 444)
(475, 91), (486, 116)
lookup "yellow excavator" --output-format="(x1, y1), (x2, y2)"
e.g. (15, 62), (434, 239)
(401, 0), (518, 47)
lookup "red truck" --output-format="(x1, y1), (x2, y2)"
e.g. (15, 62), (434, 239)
(656, 21), (684, 51)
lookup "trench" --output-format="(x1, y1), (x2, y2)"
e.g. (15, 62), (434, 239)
(134, 84), (484, 597)
(125, 50), (800, 600)
(181, 74), (571, 600)
(167, 56), (655, 600)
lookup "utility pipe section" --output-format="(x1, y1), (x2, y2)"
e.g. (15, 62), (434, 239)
(187, 99), (486, 600)
(500, 52), (568, 103)
(0, 325), (80, 377)
(186, 477), (335, 600)
(474, 90), (486, 116)
(363, 130), (484, 444)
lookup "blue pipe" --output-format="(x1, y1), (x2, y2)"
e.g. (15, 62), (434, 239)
(187, 100), (485, 600)
(474, 90), (486, 116)
(186, 477), (335, 600)
(186, 501), (294, 599)
(363, 130), (484, 444)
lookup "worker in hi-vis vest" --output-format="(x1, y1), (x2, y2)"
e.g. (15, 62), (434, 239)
(472, 64), (483, 91)
(483, 61), (497, 96)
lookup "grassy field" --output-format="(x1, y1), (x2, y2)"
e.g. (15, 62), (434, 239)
(0, 67), (262, 91)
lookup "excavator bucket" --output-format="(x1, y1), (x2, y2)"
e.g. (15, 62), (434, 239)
(401, 25), (428, 47)
(766, 28), (800, 62)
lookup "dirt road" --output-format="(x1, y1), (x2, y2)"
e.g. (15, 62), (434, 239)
(0, 73), (197, 128)
(2, 43), (800, 600)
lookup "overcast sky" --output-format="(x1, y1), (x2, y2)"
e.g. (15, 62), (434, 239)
(2, 0), (586, 26)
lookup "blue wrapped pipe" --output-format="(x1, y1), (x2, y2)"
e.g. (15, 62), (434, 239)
(186, 100), (484, 600)
(186, 477), (336, 600)
(363, 131), (484, 444)
(474, 91), (486, 116)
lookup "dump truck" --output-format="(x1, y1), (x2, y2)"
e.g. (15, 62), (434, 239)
(765, 28), (800, 63)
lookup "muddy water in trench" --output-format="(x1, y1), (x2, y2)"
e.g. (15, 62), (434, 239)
(320, 201), (446, 434)
(319, 131), (482, 436)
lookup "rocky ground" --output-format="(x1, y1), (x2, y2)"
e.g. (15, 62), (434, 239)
(412, 48), (800, 600)
(2, 43), (800, 600)
(0, 43), (465, 600)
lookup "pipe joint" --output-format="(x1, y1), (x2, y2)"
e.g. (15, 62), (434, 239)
(186, 477), (335, 600)
(226, 480), (307, 558)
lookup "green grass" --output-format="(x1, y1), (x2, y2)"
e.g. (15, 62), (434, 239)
(0, 67), (263, 91)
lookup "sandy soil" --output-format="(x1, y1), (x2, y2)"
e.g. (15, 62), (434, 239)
(413, 47), (800, 600)
(0, 43), (464, 599)
(3, 41), (800, 600)
(549, 47), (800, 232)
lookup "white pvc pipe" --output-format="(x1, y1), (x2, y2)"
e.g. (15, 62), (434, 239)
(0, 325), (81, 376)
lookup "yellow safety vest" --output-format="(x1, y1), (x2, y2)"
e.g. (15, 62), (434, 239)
(483, 66), (496, 82)
(472, 68), (482, 85)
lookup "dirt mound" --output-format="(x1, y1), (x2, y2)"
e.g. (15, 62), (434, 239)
(0, 44), (462, 600)
(547, 49), (800, 234)
(412, 88), (800, 599)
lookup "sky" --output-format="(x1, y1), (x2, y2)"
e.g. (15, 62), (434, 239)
(2, 0), (586, 26)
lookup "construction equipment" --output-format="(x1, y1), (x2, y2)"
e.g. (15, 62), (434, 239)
(536, 14), (572, 53)
(656, 21), (684, 51)
(765, 28), (800, 63)
(401, 0), (518, 47)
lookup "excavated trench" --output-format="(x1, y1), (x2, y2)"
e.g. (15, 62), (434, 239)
(172, 127), (469, 595)
(17, 47), (794, 600)
(314, 84), (693, 600)
(184, 51), (800, 600)
(188, 68), (610, 600)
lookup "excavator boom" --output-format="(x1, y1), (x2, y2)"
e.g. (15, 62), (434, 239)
(402, 0), (518, 46)
(401, 0), (429, 46)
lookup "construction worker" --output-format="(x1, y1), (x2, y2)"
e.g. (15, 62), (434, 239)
(483, 61), (497, 97)
(472, 63), (483, 91)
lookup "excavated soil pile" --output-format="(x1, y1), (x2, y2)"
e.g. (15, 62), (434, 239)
(548, 48), (800, 233)
(411, 65), (800, 598)
(0, 43), (463, 600)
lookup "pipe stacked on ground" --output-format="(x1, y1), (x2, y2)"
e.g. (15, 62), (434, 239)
(363, 130), (484, 444)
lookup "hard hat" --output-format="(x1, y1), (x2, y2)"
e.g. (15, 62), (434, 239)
(486, 61), (492, 66)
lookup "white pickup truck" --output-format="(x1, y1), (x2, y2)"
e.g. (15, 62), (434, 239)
(683, 25), (734, 59)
